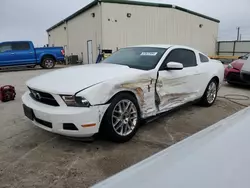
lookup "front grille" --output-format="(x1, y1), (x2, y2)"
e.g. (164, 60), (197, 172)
(29, 88), (59, 106)
(34, 116), (52, 128)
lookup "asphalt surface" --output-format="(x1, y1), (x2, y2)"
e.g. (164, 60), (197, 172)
(0, 67), (249, 188)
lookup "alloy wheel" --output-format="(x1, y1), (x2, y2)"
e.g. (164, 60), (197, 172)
(206, 82), (217, 104)
(111, 99), (138, 136)
(45, 59), (54, 68)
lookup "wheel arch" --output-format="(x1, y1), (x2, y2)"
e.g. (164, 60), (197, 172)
(211, 76), (219, 86)
(106, 90), (138, 104)
(40, 54), (56, 64)
(98, 90), (142, 141)
(105, 90), (143, 115)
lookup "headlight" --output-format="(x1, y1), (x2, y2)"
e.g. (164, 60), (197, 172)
(61, 95), (90, 107)
(227, 64), (233, 69)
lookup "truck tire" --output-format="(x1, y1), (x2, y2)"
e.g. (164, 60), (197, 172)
(100, 93), (140, 143)
(41, 57), (56, 69)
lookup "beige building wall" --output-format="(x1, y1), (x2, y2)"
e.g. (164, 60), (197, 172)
(67, 4), (102, 64)
(48, 23), (67, 51)
(48, 4), (102, 64)
(101, 3), (218, 55)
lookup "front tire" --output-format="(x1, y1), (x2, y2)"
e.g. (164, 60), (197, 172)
(101, 93), (140, 143)
(41, 58), (56, 69)
(199, 79), (218, 107)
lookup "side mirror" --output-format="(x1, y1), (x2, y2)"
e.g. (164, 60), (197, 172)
(165, 62), (183, 70)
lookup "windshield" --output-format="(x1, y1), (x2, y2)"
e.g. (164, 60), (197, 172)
(102, 47), (167, 70)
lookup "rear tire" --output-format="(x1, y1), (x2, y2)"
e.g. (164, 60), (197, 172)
(100, 93), (140, 143)
(41, 57), (56, 69)
(199, 79), (218, 107)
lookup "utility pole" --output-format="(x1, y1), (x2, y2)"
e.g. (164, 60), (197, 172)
(236, 27), (240, 41)
(240, 34), (242, 41)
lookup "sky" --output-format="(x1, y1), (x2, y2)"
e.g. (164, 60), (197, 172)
(1, 0), (250, 46)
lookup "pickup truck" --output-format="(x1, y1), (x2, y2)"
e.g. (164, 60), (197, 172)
(0, 41), (65, 69)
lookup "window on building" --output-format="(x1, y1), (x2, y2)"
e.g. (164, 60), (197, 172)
(12, 42), (30, 51)
(161, 49), (197, 69)
(199, 53), (209, 62)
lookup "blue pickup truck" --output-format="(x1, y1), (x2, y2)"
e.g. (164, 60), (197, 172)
(0, 41), (65, 69)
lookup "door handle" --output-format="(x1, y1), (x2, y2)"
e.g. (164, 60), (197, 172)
(11, 53), (15, 55)
(29, 52), (33, 54)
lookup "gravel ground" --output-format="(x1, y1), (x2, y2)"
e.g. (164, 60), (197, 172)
(0, 67), (249, 188)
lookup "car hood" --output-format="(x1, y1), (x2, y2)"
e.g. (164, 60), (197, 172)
(231, 59), (245, 70)
(26, 64), (145, 95)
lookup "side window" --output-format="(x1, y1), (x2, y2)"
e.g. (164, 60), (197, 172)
(161, 49), (197, 69)
(12, 42), (30, 51)
(199, 53), (209, 63)
(0, 43), (12, 53)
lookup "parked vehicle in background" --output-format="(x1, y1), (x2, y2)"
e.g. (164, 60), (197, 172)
(92, 106), (250, 188)
(0, 41), (65, 69)
(224, 53), (250, 85)
(22, 45), (224, 143)
(239, 53), (250, 60)
(241, 55), (250, 83)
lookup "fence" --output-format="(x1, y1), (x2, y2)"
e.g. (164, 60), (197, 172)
(217, 40), (250, 56)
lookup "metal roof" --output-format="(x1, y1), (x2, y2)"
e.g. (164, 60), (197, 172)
(46, 0), (220, 32)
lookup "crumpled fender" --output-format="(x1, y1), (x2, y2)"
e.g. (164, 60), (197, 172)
(76, 71), (157, 118)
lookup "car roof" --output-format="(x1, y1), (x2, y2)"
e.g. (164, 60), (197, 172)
(129, 44), (199, 51)
(126, 44), (206, 56)
(130, 44), (173, 49)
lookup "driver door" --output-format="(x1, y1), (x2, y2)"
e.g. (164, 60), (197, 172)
(156, 48), (201, 112)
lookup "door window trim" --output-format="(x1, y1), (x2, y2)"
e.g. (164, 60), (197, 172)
(199, 53), (209, 63)
(159, 48), (197, 71)
(0, 42), (13, 53)
(11, 42), (31, 51)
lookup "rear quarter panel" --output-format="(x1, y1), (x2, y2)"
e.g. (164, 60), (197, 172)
(198, 59), (224, 95)
(35, 47), (64, 63)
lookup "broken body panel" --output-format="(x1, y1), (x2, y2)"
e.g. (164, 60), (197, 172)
(78, 46), (224, 118)
(23, 45), (224, 137)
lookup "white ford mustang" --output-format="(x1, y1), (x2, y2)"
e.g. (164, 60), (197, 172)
(22, 45), (224, 142)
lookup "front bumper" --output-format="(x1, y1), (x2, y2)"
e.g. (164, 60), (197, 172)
(224, 68), (248, 84)
(22, 91), (109, 137)
(241, 71), (250, 83)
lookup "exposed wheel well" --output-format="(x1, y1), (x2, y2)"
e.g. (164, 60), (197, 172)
(41, 55), (56, 63)
(99, 90), (141, 135)
(211, 76), (219, 86)
(107, 91), (138, 104)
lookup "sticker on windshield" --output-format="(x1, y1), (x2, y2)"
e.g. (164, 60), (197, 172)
(140, 52), (158, 56)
